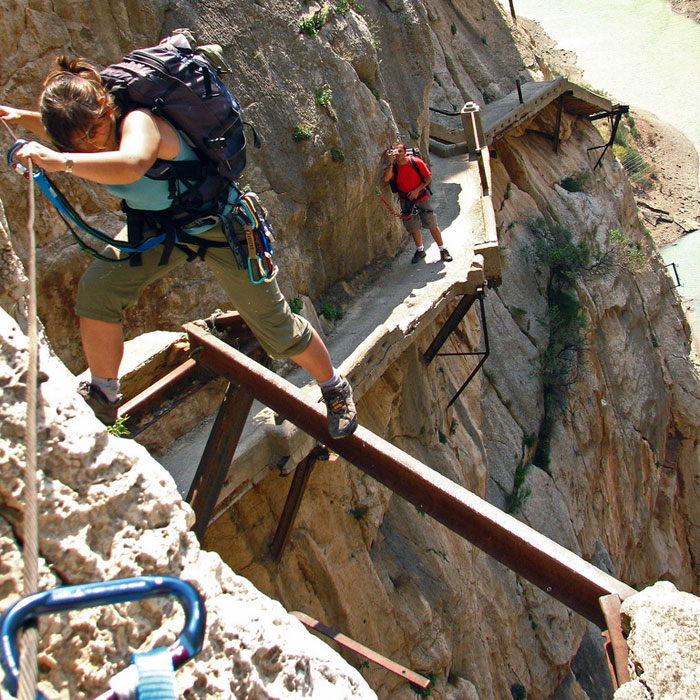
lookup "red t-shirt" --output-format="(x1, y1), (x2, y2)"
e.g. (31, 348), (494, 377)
(394, 157), (430, 201)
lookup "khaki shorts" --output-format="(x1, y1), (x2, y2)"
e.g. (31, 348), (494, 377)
(401, 197), (438, 235)
(75, 222), (313, 359)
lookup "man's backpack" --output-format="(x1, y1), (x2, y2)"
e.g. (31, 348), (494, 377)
(101, 30), (261, 263)
(389, 147), (432, 197)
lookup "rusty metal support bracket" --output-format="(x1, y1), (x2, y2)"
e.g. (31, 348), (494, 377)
(270, 446), (335, 561)
(423, 287), (490, 407)
(291, 611), (430, 689)
(553, 93), (565, 153)
(664, 261), (681, 288)
(187, 381), (255, 539)
(184, 322), (636, 628)
(599, 594), (631, 689)
(118, 311), (260, 437)
(120, 358), (215, 437)
(588, 105), (630, 169)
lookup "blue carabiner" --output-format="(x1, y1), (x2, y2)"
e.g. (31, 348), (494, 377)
(0, 576), (206, 699)
(7, 138), (33, 177)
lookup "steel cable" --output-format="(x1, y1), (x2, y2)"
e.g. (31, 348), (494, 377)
(15, 155), (41, 700)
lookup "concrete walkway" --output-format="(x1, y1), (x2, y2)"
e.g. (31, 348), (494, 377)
(159, 148), (498, 517)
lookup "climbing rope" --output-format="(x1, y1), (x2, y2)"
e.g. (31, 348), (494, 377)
(14, 141), (41, 699)
(2, 116), (42, 698)
(375, 188), (414, 220)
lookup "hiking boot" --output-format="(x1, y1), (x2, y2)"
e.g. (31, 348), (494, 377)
(77, 381), (122, 426)
(411, 248), (426, 264)
(320, 377), (358, 439)
(440, 248), (453, 262)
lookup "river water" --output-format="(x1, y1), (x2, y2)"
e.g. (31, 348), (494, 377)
(497, 0), (700, 330)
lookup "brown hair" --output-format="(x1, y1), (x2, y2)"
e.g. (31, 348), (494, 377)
(39, 56), (115, 151)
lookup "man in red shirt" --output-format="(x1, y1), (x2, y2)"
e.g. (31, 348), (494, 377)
(382, 142), (452, 263)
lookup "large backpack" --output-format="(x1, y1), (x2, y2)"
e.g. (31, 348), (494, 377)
(100, 30), (260, 263)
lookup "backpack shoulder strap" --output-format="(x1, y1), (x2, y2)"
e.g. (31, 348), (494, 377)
(408, 155), (425, 183)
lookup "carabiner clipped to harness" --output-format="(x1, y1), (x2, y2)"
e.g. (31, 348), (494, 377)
(0, 575), (206, 700)
(234, 193), (278, 285)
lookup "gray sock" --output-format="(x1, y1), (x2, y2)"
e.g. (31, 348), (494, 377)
(91, 375), (120, 403)
(319, 369), (343, 389)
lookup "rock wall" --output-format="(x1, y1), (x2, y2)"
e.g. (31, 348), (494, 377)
(2, 1), (700, 699)
(0, 297), (376, 699)
(0, 0), (541, 374)
(616, 581), (700, 699)
(671, 0), (700, 24)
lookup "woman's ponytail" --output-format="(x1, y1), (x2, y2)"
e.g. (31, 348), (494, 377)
(40, 55), (115, 152)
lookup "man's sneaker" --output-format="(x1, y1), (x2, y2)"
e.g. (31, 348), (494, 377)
(320, 377), (358, 439)
(440, 248), (453, 262)
(411, 248), (426, 264)
(77, 381), (122, 426)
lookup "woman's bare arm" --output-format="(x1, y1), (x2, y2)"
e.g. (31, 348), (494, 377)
(0, 106), (50, 140)
(13, 110), (177, 185)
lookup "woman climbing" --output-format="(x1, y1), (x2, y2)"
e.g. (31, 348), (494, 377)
(1, 53), (357, 439)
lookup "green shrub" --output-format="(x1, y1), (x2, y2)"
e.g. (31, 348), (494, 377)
(315, 83), (337, 120)
(299, 3), (330, 35)
(559, 174), (587, 193)
(607, 228), (647, 272)
(526, 219), (612, 471)
(319, 301), (343, 320)
(293, 126), (312, 142)
(511, 684), (527, 700)
(330, 147), (345, 163)
(289, 297), (304, 314)
(107, 415), (130, 437)
(505, 460), (531, 514)
(411, 673), (436, 697)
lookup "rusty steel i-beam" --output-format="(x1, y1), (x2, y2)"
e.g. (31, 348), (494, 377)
(185, 324), (636, 629)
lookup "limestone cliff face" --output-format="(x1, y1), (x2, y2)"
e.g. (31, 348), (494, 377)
(0, 0), (537, 373)
(2, 2), (700, 700)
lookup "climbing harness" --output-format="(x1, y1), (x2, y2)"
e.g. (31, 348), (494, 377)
(7, 139), (278, 280)
(7, 139), (170, 263)
(0, 575), (206, 700)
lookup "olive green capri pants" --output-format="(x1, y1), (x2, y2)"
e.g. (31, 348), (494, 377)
(75, 222), (314, 359)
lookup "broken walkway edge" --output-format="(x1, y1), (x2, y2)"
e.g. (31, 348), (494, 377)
(184, 322), (636, 629)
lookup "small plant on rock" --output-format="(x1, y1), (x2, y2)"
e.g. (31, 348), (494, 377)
(293, 125), (312, 142)
(289, 297), (304, 314)
(107, 414), (130, 438)
(319, 301), (343, 320)
(299, 3), (330, 35)
(315, 83), (337, 121)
